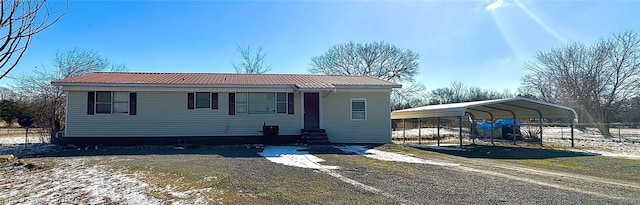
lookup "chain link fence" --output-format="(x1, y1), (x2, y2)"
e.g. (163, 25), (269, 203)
(0, 127), (51, 145)
(392, 119), (640, 154)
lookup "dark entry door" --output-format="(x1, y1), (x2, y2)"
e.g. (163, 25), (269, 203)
(304, 93), (320, 129)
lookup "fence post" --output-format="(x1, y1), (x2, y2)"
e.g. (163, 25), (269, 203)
(24, 127), (29, 148)
(570, 121), (575, 148)
(618, 124), (621, 140)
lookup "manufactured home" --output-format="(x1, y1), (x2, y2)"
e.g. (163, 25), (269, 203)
(52, 72), (400, 145)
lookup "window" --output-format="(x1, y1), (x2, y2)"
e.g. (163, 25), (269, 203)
(351, 98), (367, 120)
(195, 92), (210, 108)
(95, 91), (129, 114)
(95, 91), (112, 114)
(236, 93), (247, 113)
(234, 92), (291, 114)
(248, 93), (275, 114)
(276, 93), (287, 113)
(113, 92), (129, 113)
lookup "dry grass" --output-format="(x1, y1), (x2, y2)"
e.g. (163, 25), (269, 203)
(502, 156), (640, 182)
(383, 143), (640, 182)
(94, 149), (391, 204)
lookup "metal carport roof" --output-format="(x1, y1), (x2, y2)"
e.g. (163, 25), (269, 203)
(391, 97), (577, 121)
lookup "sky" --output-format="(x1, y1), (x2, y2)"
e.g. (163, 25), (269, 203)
(1, 0), (639, 92)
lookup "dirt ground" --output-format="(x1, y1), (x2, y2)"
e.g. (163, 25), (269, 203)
(1, 144), (639, 204)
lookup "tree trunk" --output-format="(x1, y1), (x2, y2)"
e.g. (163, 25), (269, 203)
(595, 123), (611, 138)
(594, 110), (612, 138)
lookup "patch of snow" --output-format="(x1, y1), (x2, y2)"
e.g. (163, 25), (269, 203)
(336, 145), (459, 166)
(0, 144), (56, 156)
(258, 146), (411, 204)
(259, 146), (339, 170)
(393, 128), (461, 139)
(0, 158), (162, 205)
(1, 158), (216, 204)
(410, 144), (467, 151)
(0, 136), (47, 145)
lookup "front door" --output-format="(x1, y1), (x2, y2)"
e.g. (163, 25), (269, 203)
(304, 93), (320, 129)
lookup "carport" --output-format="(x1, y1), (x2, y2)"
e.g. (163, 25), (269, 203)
(391, 97), (578, 147)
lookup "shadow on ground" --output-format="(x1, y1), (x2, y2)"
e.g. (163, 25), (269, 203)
(18, 144), (359, 159)
(413, 144), (599, 159)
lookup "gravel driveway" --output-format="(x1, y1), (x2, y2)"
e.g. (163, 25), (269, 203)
(2, 144), (638, 204)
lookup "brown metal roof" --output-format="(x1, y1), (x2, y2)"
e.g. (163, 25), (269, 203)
(52, 72), (401, 89)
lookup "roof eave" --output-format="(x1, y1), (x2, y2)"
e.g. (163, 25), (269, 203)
(333, 85), (401, 89)
(51, 82), (296, 89)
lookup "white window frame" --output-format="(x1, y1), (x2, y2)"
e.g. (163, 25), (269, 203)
(195, 92), (211, 109)
(276, 92), (287, 114)
(350, 98), (367, 120)
(112, 91), (129, 114)
(95, 91), (112, 114)
(235, 92), (288, 114)
(236, 92), (248, 114)
(95, 91), (129, 114)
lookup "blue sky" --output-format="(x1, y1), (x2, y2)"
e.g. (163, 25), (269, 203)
(2, 0), (639, 92)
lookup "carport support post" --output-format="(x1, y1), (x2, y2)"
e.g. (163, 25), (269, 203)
(491, 118), (495, 145)
(418, 118), (422, 144)
(437, 117), (441, 146)
(459, 115), (463, 147)
(512, 118), (516, 145)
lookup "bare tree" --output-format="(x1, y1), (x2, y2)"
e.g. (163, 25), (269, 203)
(310, 41), (423, 106)
(521, 30), (640, 137)
(0, 0), (67, 80)
(429, 81), (510, 105)
(232, 46), (271, 74)
(0, 86), (16, 100)
(12, 48), (127, 133)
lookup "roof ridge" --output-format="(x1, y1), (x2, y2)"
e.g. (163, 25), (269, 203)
(92, 71), (380, 77)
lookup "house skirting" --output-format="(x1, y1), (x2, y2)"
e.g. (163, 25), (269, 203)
(56, 135), (303, 146)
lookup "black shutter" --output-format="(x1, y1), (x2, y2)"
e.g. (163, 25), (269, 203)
(187, 93), (194, 109)
(87, 92), (95, 115)
(228, 93), (235, 115)
(287, 93), (294, 114)
(211, 93), (218, 109)
(129, 93), (137, 115)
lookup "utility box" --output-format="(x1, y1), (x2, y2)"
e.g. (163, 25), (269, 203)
(259, 122), (279, 144)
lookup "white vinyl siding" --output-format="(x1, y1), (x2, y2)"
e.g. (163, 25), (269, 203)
(65, 88), (393, 143)
(65, 91), (302, 137)
(322, 91), (392, 143)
